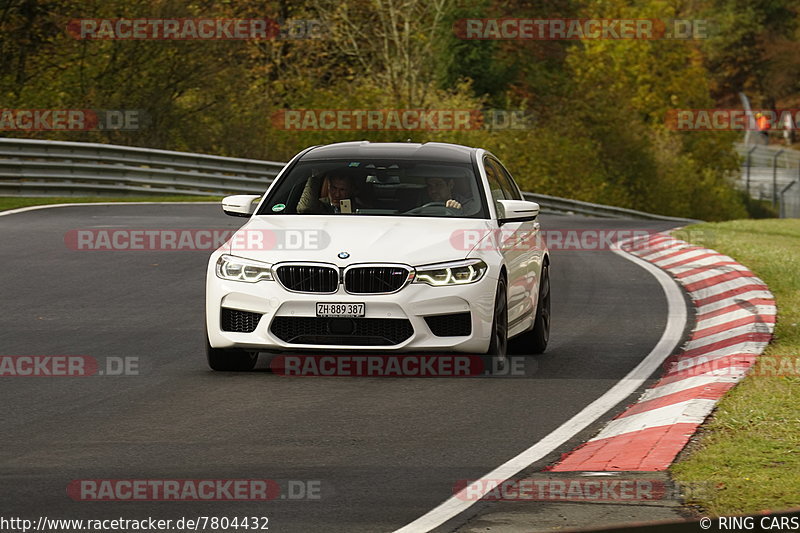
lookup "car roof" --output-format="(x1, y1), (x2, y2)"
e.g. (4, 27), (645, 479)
(300, 141), (477, 163)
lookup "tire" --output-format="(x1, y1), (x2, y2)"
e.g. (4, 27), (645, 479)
(518, 262), (550, 355)
(206, 331), (258, 371)
(483, 277), (508, 374)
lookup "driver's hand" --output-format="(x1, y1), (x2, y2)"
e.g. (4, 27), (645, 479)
(445, 199), (462, 209)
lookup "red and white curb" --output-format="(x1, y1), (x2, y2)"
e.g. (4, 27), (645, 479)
(550, 233), (776, 472)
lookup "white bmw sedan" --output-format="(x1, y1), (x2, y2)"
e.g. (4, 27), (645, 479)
(205, 141), (550, 371)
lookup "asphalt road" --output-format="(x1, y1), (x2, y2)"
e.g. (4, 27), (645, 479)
(0, 204), (685, 532)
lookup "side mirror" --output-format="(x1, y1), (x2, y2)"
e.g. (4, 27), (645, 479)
(222, 195), (261, 218)
(496, 199), (539, 224)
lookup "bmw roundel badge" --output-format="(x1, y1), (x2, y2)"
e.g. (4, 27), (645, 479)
(338, 251), (350, 259)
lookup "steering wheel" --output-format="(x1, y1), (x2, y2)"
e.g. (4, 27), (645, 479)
(404, 201), (461, 215)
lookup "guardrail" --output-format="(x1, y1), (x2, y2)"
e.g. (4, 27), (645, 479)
(0, 137), (698, 222)
(0, 138), (284, 197)
(521, 192), (699, 222)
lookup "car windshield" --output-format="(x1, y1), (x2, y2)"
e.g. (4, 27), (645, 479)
(257, 158), (487, 218)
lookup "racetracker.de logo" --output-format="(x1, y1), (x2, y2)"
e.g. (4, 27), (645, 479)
(665, 355), (799, 379)
(64, 229), (330, 252)
(0, 109), (143, 131)
(666, 109), (800, 131)
(0, 356), (138, 377)
(454, 18), (709, 40)
(451, 229), (660, 252)
(271, 109), (535, 131)
(454, 478), (678, 501)
(67, 18), (326, 40)
(453, 477), (712, 502)
(449, 229), (715, 252)
(67, 479), (321, 501)
(271, 355), (538, 378)
(272, 354), (484, 377)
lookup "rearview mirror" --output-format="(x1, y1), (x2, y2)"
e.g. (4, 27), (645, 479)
(222, 195), (261, 218)
(496, 199), (539, 224)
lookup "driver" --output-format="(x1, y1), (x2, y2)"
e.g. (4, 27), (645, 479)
(425, 177), (466, 210)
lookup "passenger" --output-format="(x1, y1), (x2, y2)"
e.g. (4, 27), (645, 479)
(297, 172), (357, 214)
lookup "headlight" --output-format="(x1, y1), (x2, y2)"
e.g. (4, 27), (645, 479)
(216, 254), (273, 283)
(414, 259), (487, 286)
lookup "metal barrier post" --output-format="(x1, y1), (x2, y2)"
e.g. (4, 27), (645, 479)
(746, 145), (757, 196)
(772, 149), (784, 208)
(780, 180), (798, 218)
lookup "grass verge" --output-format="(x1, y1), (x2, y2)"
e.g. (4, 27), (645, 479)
(671, 219), (800, 515)
(0, 196), (223, 212)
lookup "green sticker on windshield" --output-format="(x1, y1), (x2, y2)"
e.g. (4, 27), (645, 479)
(272, 203), (285, 212)
(348, 162), (360, 167)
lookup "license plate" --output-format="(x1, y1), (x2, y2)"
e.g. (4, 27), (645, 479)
(316, 303), (365, 317)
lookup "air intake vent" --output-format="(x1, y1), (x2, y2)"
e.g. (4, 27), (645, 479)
(424, 312), (472, 337)
(221, 308), (262, 333)
(270, 317), (413, 345)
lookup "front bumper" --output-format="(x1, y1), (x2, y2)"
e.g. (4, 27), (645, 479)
(205, 268), (498, 353)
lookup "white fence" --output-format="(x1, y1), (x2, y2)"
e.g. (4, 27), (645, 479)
(735, 142), (800, 217)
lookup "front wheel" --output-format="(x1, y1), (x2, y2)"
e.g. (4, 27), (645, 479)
(483, 277), (508, 373)
(527, 265), (550, 354)
(206, 332), (258, 371)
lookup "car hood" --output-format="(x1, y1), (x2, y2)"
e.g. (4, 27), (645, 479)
(227, 215), (494, 267)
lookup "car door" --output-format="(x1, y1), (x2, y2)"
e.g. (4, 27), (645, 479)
(483, 156), (534, 332)
(493, 158), (543, 330)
